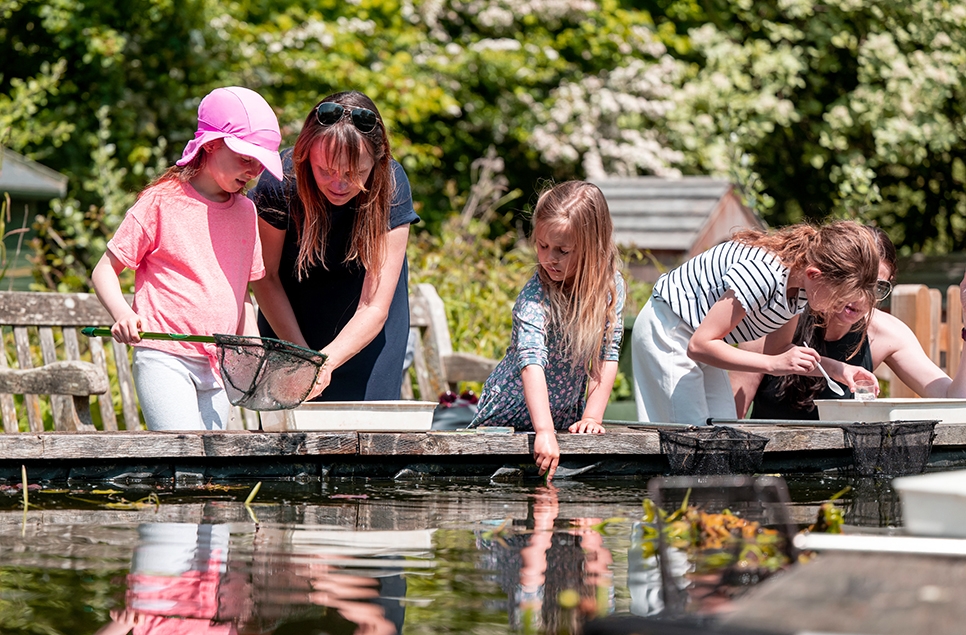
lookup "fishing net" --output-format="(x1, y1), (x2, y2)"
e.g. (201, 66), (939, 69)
(215, 334), (326, 411)
(658, 426), (769, 476)
(840, 419), (938, 477)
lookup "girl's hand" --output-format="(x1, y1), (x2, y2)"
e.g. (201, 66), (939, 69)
(111, 313), (143, 345)
(569, 418), (605, 434)
(769, 346), (820, 375)
(533, 430), (560, 481)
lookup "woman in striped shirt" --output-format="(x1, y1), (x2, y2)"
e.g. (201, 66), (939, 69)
(630, 221), (880, 425)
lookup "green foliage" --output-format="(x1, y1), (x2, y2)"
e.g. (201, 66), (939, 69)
(409, 213), (533, 362)
(663, 0), (966, 253)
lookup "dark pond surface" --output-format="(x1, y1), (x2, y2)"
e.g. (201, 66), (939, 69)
(0, 474), (906, 635)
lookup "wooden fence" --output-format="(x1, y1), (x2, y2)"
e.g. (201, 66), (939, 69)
(885, 284), (963, 397)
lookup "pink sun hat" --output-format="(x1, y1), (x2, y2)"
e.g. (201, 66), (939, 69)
(177, 86), (283, 180)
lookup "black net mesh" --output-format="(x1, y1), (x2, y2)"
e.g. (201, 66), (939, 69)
(840, 419), (938, 477)
(658, 426), (769, 476)
(214, 334), (326, 410)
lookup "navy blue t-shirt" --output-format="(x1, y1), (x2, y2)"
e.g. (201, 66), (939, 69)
(249, 150), (419, 401)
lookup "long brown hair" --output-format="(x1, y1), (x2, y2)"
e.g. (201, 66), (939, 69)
(533, 181), (622, 381)
(732, 220), (880, 323)
(773, 225), (897, 411)
(290, 91), (394, 279)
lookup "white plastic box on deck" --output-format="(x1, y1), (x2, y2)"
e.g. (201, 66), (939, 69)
(815, 398), (966, 424)
(893, 470), (966, 537)
(259, 400), (437, 432)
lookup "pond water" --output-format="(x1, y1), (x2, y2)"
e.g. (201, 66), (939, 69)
(0, 474), (902, 635)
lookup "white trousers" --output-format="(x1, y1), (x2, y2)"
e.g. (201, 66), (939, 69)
(631, 297), (737, 425)
(133, 347), (231, 431)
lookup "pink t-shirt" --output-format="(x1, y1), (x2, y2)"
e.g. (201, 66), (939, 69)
(108, 180), (265, 360)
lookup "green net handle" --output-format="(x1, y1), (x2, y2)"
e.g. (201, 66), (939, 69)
(81, 327), (216, 343)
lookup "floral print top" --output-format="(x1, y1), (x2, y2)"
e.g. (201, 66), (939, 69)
(471, 271), (626, 431)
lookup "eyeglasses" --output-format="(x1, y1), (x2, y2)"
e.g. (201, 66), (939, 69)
(315, 102), (379, 133)
(875, 279), (893, 302)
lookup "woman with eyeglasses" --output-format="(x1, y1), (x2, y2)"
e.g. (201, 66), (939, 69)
(249, 91), (419, 400)
(733, 226), (966, 419)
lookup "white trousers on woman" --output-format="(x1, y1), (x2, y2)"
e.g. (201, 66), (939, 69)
(631, 296), (737, 425)
(133, 347), (230, 431)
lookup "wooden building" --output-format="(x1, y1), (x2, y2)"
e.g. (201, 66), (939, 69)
(0, 147), (68, 290)
(594, 176), (766, 282)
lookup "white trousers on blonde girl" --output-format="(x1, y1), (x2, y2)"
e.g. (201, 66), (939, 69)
(631, 297), (737, 425)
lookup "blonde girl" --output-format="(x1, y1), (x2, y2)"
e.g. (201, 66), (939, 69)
(631, 220), (880, 425)
(472, 181), (626, 481)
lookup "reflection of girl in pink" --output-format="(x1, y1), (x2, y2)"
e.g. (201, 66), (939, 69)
(95, 523), (248, 635)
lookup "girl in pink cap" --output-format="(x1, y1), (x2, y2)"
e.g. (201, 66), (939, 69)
(91, 86), (283, 431)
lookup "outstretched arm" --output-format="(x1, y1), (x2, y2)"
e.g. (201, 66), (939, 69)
(522, 364), (560, 481)
(687, 291), (820, 374)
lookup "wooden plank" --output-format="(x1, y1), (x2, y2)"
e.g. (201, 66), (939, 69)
(0, 434), (44, 458)
(0, 327), (19, 433)
(40, 432), (206, 459)
(360, 431), (531, 455)
(111, 339), (140, 431)
(929, 287), (942, 363)
(0, 291), (114, 326)
(88, 336), (118, 431)
(201, 431), (357, 456)
(891, 284), (931, 397)
(442, 352), (497, 383)
(948, 284), (963, 375)
(39, 326), (73, 431)
(14, 326), (44, 432)
(722, 551), (966, 635)
(63, 327), (81, 361)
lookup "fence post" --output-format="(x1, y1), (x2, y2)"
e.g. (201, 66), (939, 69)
(948, 285), (963, 375)
(890, 284), (935, 397)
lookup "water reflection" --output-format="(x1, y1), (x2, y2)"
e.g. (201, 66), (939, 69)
(477, 485), (614, 632)
(0, 478), (868, 635)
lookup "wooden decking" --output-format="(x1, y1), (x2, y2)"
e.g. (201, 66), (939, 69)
(721, 550), (966, 635)
(3, 423), (966, 482)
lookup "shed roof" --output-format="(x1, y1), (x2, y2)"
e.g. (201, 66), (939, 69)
(594, 176), (745, 251)
(0, 147), (68, 201)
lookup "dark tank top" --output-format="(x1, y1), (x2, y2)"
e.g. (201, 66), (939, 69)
(751, 328), (873, 420)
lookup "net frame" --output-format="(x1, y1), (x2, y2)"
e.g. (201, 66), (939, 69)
(214, 334), (326, 411)
(658, 426), (769, 476)
(839, 419), (938, 477)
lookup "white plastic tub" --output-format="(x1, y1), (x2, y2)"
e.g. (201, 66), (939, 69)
(815, 398), (966, 423)
(893, 470), (966, 537)
(259, 400), (437, 432)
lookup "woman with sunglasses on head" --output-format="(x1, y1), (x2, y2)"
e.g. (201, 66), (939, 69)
(249, 91), (419, 400)
(733, 227), (966, 420)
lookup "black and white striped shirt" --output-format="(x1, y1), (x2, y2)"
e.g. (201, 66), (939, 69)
(652, 241), (808, 344)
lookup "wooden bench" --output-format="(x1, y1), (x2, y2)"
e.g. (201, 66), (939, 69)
(0, 285), (497, 433)
(404, 282), (498, 401)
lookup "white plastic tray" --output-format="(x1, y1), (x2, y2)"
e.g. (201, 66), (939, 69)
(259, 400), (437, 432)
(893, 470), (966, 538)
(815, 398), (966, 423)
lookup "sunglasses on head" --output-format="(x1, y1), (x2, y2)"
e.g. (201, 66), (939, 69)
(315, 102), (379, 133)
(875, 279), (893, 302)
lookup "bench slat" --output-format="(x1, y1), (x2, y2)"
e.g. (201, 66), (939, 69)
(111, 339), (140, 431)
(88, 337), (118, 431)
(0, 292), (114, 326)
(39, 327), (73, 431)
(14, 327), (44, 432)
(0, 330), (19, 433)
